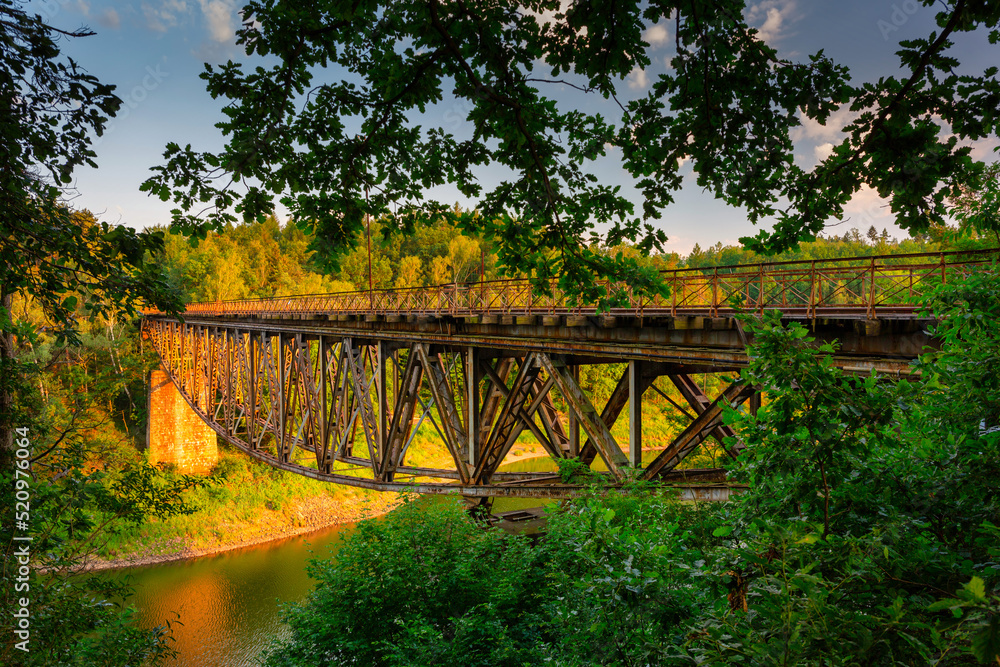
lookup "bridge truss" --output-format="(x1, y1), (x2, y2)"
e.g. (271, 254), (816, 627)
(144, 319), (754, 499)
(142, 249), (999, 499)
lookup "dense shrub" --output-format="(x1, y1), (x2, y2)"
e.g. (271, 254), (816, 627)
(264, 268), (1000, 666)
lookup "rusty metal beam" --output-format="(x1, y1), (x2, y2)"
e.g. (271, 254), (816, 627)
(642, 380), (755, 480)
(480, 359), (563, 459)
(142, 298), (919, 501)
(417, 344), (471, 484)
(345, 339), (382, 474)
(381, 343), (423, 481)
(539, 353), (630, 481)
(142, 351), (751, 500)
(668, 374), (742, 456)
(473, 354), (540, 484)
(629, 360), (643, 467)
(466, 347), (480, 467)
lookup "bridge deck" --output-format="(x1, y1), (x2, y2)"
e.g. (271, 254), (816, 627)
(142, 249), (998, 498)
(148, 248), (996, 323)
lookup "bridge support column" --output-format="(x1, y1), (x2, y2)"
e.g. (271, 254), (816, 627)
(568, 365), (579, 457)
(466, 347), (479, 467)
(145, 366), (218, 474)
(629, 361), (643, 467)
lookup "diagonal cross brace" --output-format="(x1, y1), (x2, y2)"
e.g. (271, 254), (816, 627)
(345, 339), (382, 474)
(642, 380), (755, 480)
(416, 345), (472, 484)
(538, 353), (630, 481)
(380, 343), (424, 481)
(479, 362), (562, 459)
(477, 357), (513, 448)
(578, 367), (655, 467)
(473, 354), (540, 484)
(668, 374), (742, 456)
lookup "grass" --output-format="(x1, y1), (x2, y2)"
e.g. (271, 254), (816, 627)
(99, 447), (381, 560)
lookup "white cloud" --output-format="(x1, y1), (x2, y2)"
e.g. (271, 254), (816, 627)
(199, 0), (238, 43)
(97, 7), (120, 29)
(524, 1), (573, 28)
(814, 142), (834, 162)
(968, 136), (1000, 162)
(790, 105), (856, 144)
(842, 185), (892, 225)
(745, 0), (798, 45)
(142, 0), (188, 33)
(627, 67), (649, 91)
(757, 7), (784, 43)
(643, 23), (669, 48)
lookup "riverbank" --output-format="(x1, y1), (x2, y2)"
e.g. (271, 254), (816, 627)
(87, 445), (547, 572)
(90, 408), (705, 572)
(83, 445), (411, 571)
(84, 490), (403, 571)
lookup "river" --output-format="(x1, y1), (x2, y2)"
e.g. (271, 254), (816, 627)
(116, 520), (358, 666)
(116, 461), (560, 666)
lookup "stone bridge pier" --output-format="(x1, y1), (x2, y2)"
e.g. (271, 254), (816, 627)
(145, 366), (218, 474)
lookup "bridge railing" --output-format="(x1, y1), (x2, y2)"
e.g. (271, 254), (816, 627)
(147, 248), (999, 320)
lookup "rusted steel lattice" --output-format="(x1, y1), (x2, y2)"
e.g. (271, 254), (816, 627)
(144, 320), (750, 499)
(142, 249), (999, 498)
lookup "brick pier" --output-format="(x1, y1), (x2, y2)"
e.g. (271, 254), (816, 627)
(146, 367), (218, 474)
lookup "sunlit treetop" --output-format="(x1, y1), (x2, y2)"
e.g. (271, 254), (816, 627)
(143, 0), (1000, 307)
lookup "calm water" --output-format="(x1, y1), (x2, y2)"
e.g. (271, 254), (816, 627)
(116, 521), (358, 667)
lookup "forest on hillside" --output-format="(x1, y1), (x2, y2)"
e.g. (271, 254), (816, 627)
(152, 209), (992, 304)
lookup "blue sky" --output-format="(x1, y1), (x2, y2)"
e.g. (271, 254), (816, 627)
(34, 0), (999, 255)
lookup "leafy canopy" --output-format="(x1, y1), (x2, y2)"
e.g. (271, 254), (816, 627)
(0, 0), (182, 340)
(144, 0), (1000, 305)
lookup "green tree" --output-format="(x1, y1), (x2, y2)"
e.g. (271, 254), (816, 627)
(0, 306), (203, 665)
(0, 4), (187, 663)
(266, 498), (545, 667)
(144, 1), (1000, 306)
(394, 256), (423, 288)
(950, 162), (1000, 246)
(693, 275), (1000, 665)
(339, 245), (393, 291)
(0, 2), (181, 456)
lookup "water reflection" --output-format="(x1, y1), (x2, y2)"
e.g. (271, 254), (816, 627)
(117, 522), (356, 667)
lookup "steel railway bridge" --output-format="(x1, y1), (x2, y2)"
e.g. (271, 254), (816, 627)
(142, 249), (998, 500)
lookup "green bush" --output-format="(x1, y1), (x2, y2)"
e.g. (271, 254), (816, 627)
(266, 496), (546, 667)
(262, 267), (1000, 666)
